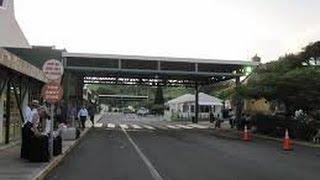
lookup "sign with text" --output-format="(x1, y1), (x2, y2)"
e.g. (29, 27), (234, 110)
(41, 82), (64, 104)
(42, 59), (64, 80)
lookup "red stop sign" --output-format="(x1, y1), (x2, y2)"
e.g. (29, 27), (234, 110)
(41, 82), (64, 104)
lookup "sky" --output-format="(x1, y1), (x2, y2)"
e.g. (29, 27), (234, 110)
(14, 0), (320, 62)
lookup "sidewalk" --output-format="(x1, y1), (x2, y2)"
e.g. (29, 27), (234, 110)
(0, 113), (104, 180)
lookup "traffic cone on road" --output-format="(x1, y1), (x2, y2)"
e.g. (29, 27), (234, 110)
(242, 125), (250, 141)
(282, 129), (293, 151)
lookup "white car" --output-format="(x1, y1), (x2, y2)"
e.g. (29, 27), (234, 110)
(136, 107), (149, 116)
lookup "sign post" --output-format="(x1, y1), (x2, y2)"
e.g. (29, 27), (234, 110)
(42, 59), (64, 159)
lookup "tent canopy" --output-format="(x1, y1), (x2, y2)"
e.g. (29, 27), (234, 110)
(166, 92), (223, 106)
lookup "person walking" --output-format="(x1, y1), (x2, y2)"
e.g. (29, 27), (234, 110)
(88, 103), (96, 126)
(69, 104), (78, 127)
(215, 114), (222, 129)
(78, 105), (89, 130)
(209, 111), (215, 123)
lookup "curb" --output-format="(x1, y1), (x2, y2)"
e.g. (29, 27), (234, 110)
(0, 140), (21, 152)
(32, 128), (92, 180)
(214, 128), (320, 149)
(33, 114), (103, 180)
(251, 133), (320, 149)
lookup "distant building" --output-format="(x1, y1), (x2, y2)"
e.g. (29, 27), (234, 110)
(164, 93), (223, 121)
(0, 0), (29, 48)
(251, 54), (261, 63)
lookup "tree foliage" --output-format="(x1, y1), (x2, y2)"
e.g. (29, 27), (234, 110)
(240, 41), (320, 115)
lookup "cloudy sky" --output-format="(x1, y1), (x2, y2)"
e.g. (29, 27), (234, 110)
(15, 0), (320, 62)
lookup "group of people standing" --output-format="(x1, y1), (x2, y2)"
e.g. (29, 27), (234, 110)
(208, 109), (251, 130)
(21, 100), (97, 160)
(21, 100), (48, 159)
(209, 112), (223, 128)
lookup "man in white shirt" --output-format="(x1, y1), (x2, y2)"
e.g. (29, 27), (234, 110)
(21, 100), (40, 159)
(23, 103), (32, 126)
(78, 105), (88, 129)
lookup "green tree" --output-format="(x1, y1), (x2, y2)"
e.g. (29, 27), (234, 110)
(240, 41), (320, 115)
(153, 86), (165, 114)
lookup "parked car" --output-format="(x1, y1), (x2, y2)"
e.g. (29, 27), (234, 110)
(123, 107), (133, 114)
(136, 107), (149, 116)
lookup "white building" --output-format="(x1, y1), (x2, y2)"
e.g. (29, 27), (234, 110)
(0, 0), (29, 48)
(164, 93), (224, 121)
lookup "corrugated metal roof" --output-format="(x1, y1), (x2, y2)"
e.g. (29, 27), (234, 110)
(63, 52), (258, 66)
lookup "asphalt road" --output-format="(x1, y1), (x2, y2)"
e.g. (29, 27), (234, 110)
(46, 114), (320, 180)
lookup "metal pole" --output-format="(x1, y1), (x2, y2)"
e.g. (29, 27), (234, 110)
(50, 104), (54, 159)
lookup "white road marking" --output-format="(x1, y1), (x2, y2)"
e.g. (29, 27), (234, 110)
(176, 124), (193, 129)
(152, 124), (168, 130)
(188, 124), (209, 129)
(107, 123), (116, 128)
(119, 124), (129, 129)
(166, 125), (180, 129)
(131, 124), (142, 129)
(94, 123), (103, 128)
(143, 125), (156, 130)
(121, 127), (164, 180)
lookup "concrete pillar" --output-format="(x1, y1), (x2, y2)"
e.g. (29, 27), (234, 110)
(194, 83), (199, 123)
(5, 82), (10, 144)
(63, 72), (71, 105)
(235, 76), (241, 129)
(0, 84), (5, 144)
(21, 89), (29, 122)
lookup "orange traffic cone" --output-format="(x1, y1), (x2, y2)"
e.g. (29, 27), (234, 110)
(282, 129), (293, 151)
(242, 125), (250, 141)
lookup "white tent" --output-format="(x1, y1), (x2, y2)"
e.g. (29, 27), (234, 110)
(165, 92), (224, 121)
(166, 93), (223, 106)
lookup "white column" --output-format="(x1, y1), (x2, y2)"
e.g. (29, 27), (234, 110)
(21, 89), (29, 123)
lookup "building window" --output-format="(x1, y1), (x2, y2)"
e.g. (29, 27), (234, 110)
(200, 105), (210, 113)
(191, 105), (195, 113)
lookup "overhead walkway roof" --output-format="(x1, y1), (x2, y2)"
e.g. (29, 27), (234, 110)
(63, 52), (258, 86)
(99, 94), (148, 101)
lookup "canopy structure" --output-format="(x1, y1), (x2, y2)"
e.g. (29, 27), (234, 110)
(99, 94), (148, 101)
(62, 52), (258, 123)
(63, 52), (258, 87)
(166, 93), (223, 106)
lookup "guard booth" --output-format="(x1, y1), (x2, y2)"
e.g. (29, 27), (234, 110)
(62, 52), (258, 123)
(0, 48), (46, 144)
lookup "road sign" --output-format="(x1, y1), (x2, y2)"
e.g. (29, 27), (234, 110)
(41, 82), (64, 104)
(42, 59), (64, 80)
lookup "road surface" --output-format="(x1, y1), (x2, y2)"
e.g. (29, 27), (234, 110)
(46, 113), (320, 180)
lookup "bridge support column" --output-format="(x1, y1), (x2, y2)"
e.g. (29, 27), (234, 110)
(76, 76), (84, 106)
(5, 79), (11, 144)
(235, 76), (242, 129)
(194, 83), (199, 123)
